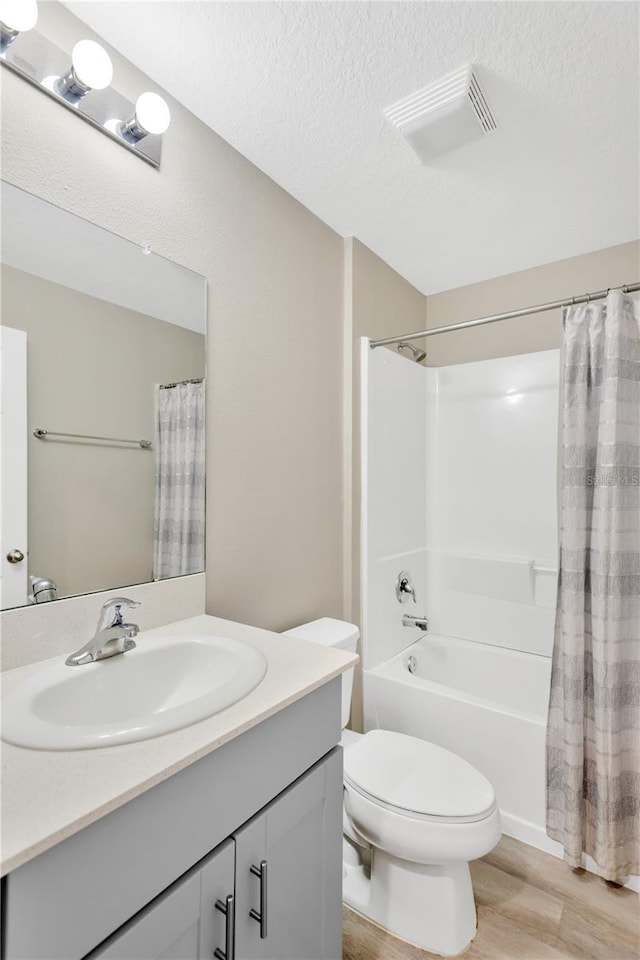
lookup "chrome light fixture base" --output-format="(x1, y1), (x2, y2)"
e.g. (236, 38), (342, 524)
(1, 29), (163, 168)
(0, 24), (20, 48)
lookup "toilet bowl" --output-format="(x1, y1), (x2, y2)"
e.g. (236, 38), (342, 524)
(284, 619), (501, 957)
(342, 729), (501, 955)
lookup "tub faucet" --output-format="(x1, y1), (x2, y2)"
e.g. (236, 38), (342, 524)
(402, 614), (429, 632)
(65, 598), (141, 666)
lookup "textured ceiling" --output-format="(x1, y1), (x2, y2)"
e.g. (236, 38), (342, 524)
(65, 1), (639, 294)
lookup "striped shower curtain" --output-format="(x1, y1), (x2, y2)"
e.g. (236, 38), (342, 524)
(153, 380), (205, 580)
(546, 290), (640, 882)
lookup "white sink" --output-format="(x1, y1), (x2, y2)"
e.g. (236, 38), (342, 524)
(1, 635), (268, 750)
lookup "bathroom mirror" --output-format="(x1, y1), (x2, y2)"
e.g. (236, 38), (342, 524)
(0, 182), (207, 611)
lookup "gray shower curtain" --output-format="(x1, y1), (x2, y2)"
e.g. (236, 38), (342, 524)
(153, 380), (205, 580)
(546, 290), (640, 882)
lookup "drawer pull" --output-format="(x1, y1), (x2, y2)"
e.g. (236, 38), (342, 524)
(214, 893), (235, 960)
(249, 860), (268, 939)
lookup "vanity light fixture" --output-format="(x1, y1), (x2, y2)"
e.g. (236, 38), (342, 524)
(0, 0), (38, 48)
(0, 16), (169, 167)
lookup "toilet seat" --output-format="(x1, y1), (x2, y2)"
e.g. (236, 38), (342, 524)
(344, 778), (498, 825)
(343, 729), (496, 824)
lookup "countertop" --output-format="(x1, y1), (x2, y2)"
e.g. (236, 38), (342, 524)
(0, 614), (357, 876)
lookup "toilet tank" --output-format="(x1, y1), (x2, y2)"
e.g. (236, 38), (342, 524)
(283, 618), (359, 729)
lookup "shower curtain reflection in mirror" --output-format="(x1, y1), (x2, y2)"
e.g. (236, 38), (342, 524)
(153, 379), (205, 580)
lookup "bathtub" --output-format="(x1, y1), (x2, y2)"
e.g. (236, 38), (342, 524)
(362, 633), (554, 855)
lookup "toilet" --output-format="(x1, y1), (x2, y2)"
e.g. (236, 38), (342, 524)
(284, 618), (501, 957)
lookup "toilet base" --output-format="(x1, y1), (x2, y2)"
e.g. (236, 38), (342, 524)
(343, 847), (477, 957)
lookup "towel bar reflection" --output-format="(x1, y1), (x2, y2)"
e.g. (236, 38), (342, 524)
(33, 428), (152, 449)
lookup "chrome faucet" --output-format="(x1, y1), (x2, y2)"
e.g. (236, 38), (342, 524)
(402, 614), (429, 632)
(65, 597), (141, 666)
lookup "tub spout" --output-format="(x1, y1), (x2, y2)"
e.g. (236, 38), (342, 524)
(402, 614), (429, 632)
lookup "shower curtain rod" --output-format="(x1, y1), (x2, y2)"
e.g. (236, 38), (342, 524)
(159, 378), (204, 389)
(369, 281), (640, 349)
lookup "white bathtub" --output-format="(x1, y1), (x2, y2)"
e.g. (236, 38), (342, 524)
(363, 633), (554, 854)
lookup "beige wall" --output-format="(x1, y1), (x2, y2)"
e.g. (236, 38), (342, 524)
(2, 265), (204, 601)
(344, 238), (427, 730)
(1, 1), (344, 632)
(425, 240), (640, 365)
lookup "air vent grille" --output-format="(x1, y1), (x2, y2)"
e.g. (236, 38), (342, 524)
(468, 72), (497, 132)
(384, 64), (497, 163)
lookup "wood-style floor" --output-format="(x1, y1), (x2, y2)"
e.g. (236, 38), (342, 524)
(342, 835), (640, 960)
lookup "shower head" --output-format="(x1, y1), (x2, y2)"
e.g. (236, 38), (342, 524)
(398, 341), (427, 363)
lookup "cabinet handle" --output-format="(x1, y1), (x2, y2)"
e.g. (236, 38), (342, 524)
(214, 894), (235, 960)
(249, 860), (268, 939)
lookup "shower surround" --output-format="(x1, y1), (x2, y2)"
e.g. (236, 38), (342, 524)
(360, 342), (639, 888)
(360, 344), (560, 668)
(360, 346), (586, 862)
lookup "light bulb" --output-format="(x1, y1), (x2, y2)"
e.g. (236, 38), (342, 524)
(57, 39), (112, 98)
(71, 39), (113, 91)
(0, 0), (38, 44)
(120, 91), (171, 141)
(0, 0), (38, 33)
(134, 92), (171, 136)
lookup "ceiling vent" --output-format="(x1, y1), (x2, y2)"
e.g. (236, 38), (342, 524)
(384, 64), (497, 163)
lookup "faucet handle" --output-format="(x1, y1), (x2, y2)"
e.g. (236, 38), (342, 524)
(99, 597), (141, 629)
(395, 570), (417, 604)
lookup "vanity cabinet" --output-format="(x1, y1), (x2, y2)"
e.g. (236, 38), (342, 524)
(86, 756), (340, 960)
(3, 680), (343, 960)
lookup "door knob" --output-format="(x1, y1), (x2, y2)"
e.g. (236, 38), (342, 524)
(6, 549), (24, 564)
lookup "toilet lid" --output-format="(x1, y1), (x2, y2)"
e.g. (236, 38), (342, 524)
(343, 730), (496, 822)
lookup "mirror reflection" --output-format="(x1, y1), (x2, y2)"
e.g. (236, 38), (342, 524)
(0, 182), (207, 611)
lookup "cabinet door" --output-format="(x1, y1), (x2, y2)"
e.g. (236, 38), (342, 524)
(233, 748), (342, 960)
(86, 839), (235, 960)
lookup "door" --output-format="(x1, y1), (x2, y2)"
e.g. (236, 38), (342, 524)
(86, 839), (235, 960)
(234, 749), (343, 960)
(0, 326), (28, 609)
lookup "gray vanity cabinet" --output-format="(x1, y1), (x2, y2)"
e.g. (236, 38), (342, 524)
(87, 751), (342, 960)
(3, 681), (344, 960)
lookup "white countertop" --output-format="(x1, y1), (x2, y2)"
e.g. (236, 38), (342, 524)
(0, 615), (357, 876)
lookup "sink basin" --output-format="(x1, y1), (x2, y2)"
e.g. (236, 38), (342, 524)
(1, 635), (267, 750)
